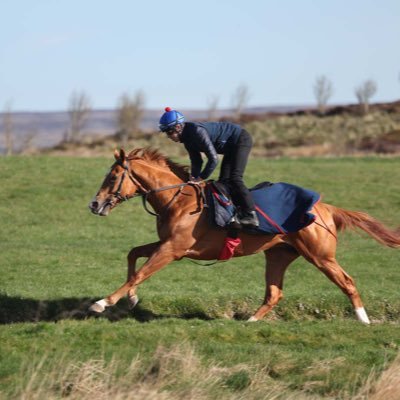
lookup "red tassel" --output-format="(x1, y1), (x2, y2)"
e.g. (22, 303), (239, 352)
(165, 107), (172, 112)
(218, 237), (241, 260)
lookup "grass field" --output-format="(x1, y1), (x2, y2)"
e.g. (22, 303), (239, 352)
(0, 154), (400, 399)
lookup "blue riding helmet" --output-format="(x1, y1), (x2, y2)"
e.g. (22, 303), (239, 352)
(159, 107), (185, 132)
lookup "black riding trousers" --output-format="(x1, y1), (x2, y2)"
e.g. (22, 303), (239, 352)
(218, 130), (255, 213)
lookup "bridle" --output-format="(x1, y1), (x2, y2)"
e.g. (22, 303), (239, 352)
(113, 163), (141, 202)
(110, 161), (202, 217)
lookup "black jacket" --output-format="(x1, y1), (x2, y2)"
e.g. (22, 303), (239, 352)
(180, 122), (242, 179)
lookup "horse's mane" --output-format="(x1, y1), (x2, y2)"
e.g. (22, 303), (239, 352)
(127, 147), (190, 181)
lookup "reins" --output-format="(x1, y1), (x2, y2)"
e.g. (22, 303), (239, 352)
(140, 183), (189, 217)
(113, 162), (204, 217)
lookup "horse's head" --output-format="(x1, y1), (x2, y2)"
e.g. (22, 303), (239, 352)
(89, 149), (141, 216)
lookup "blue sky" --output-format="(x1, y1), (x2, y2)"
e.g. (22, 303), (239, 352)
(1, 0), (399, 112)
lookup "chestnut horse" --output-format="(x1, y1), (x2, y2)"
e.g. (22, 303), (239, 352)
(88, 148), (400, 324)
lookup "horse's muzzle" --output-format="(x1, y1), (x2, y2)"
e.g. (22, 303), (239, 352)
(89, 200), (99, 214)
(89, 200), (111, 216)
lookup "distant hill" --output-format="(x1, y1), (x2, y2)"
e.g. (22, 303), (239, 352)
(0, 106), (307, 153)
(1, 101), (399, 154)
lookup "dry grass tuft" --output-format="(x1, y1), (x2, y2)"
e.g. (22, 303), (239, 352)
(14, 344), (313, 400)
(13, 345), (400, 400)
(354, 355), (400, 400)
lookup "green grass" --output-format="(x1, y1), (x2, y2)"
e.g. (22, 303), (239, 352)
(0, 155), (400, 398)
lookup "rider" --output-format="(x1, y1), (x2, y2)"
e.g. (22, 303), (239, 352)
(159, 107), (259, 227)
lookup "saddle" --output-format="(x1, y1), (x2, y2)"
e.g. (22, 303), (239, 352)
(206, 181), (237, 228)
(206, 180), (320, 235)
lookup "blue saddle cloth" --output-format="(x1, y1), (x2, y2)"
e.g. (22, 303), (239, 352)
(206, 181), (320, 235)
(250, 182), (320, 234)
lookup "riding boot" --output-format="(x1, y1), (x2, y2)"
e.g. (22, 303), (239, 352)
(239, 210), (259, 227)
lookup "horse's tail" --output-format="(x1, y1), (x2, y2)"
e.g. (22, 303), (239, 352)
(326, 204), (400, 248)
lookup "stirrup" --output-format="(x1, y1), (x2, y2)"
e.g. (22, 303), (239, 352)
(228, 215), (242, 230)
(239, 211), (259, 227)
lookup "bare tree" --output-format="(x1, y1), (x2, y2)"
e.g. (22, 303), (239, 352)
(2, 101), (14, 155)
(66, 91), (92, 143)
(206, 94), (219, 121)
(313, 75), (333, 115)
(231, 84), (250, 120)
(20, 128), (38, 154)
(116, 90), (145, 147)
(355, 80), (377, 115)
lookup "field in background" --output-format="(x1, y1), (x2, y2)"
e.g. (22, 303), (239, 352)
(46, 107), (400, 159)
(0, 155), (400, 398)
(1, 100), (395, 157)
(246, 111), (400, 156)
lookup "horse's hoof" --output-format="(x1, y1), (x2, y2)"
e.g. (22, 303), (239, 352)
(128, 295), (139, 310)
(247, 316), (258, 322)
(89, 300), (107, 313)
(355, 307), (371, 325)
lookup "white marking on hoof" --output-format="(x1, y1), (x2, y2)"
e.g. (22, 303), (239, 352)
(89, 299), (108, 313)
(128, 295), (139, 310)
(355, 307), (371, 325)
(247, 316), (259, 322)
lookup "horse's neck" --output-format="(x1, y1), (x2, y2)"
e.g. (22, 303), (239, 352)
(131, 160), (186, 212)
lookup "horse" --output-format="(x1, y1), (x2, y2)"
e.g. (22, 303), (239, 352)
(88, 148), (400, 324)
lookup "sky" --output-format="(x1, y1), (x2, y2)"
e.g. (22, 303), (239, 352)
(1, 0), (399, 112)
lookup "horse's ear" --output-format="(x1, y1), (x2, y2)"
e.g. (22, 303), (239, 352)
(114, 148), (126, 162)
(120, 148), (126, 161)
(135, 148), (144, 158)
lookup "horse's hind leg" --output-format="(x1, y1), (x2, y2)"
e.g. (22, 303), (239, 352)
(249, 244), (299, 322)
(312, 257), (370, 324)
(290, 226), (371, 324)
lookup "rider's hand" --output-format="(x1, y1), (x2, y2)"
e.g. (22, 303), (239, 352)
(188, 177), (203, 185)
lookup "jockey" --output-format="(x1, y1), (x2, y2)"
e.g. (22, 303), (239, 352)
(159, 107), (259, 227)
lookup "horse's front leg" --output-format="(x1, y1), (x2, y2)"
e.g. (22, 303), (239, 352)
(89, 241), (179, 313)
(126, 241), (161, 309)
